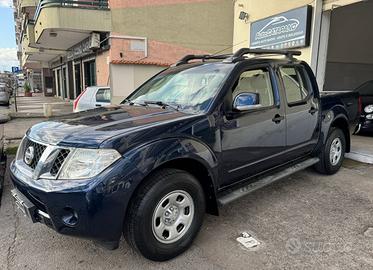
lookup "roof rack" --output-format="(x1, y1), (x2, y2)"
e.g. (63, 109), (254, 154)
(172, 54), (233, 66)
(226, 48), (302, 63)
(172, 49), (301, 67)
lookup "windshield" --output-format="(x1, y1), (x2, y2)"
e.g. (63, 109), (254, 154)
(125, 63), (233, 113)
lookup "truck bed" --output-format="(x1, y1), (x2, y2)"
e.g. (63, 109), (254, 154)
(320, 90), (360, 131)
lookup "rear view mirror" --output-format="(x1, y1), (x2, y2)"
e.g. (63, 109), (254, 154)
(233, 92), (261, 111)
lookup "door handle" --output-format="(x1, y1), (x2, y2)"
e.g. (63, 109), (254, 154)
(309, 107), (318, 115)
(272, 114), (284, 124)
(95, 104), (102, 107)
(346, 102), (353, 107)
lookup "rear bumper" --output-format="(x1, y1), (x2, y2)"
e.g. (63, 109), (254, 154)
(360, 118), (373, 132)
(9, 158), (134, 243)
(0, 98), (9, 104)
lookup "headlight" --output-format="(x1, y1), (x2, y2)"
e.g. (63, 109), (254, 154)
(58, 149), (121, 180)
(364, 105), (373, 113)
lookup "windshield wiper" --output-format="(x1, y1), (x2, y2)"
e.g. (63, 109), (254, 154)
(122, 98), (131, 104)
(144, 101), (179, 111)
(123, 99), (147, 107)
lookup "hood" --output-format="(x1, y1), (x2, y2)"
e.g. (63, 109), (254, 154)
(27, 105), (198, 148)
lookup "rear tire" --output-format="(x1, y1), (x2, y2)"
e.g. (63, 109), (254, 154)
(314, 127), (346, 175)
(123, 169), (205, 261)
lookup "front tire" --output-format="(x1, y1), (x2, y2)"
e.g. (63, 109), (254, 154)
(314, 127), (346, 175)
(123, 169), (205, 261)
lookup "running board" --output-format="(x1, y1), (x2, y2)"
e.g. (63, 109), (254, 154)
(218, 157), (320, 206)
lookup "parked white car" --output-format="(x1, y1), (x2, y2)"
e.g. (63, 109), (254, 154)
(73, 86), (111, 112)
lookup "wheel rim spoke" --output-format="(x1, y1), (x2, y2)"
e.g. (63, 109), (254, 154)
(330, 137), (342, 166)
(152, 190), (195, 244)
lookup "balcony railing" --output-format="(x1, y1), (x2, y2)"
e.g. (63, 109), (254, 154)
(34, 0), (109, 21)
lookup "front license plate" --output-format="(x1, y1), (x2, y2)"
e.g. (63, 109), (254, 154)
(11, 189), (37, 223)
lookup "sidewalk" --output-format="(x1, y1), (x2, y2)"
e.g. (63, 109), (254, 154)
(347, 134), (373, 164)
(12, 93), (73, 118)
(2, 93), (73, 151)
(0, 106), (10, 122)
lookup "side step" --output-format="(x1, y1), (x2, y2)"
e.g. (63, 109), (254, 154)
(218, 157), (320, 206)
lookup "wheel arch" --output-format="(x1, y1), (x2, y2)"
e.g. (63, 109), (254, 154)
(122, 137), (220, 226)
(153, 158), (219, 216)
(330, 116), (350, 153)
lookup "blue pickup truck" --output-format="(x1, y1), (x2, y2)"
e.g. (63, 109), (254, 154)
(10, 49), (359, 261)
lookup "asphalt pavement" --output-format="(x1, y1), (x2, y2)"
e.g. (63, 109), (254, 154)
(0, 157), (372, 270)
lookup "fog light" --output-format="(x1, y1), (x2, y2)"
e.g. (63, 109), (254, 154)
(366, 114), (373, 120)
(61, 207), (78, 227)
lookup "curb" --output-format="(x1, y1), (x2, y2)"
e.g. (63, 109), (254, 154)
(345, 151), (373, 164)
(0, 114), (11, 123)
(0, 157), (7, 205)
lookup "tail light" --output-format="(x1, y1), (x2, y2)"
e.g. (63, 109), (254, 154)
(73, 89), (87, 111)
(358, 96), (362, 115)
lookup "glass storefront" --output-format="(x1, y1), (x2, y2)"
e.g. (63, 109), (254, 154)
(53, 58), (96, 100)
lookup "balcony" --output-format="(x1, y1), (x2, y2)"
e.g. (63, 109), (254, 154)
(33, 0), (111, 50)
(21, 21), (63, 68)
(20, 0), (39, 9)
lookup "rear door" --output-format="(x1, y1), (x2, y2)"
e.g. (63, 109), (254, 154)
(278, 64), (320, 159)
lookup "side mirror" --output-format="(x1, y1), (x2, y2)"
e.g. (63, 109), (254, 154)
(233, 92), (261, 111)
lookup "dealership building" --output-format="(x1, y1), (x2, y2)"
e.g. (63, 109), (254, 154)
(233, 0), (373, 92)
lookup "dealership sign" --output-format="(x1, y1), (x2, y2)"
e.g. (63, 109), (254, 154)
(250, 6), (312, 49)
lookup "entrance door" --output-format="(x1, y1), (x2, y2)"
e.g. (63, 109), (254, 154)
(278, 65), (320, 159)
(220, 66), (286, 187)
(56, 69), (61, 97)
(84, 60), (96, 87)
(74, 62), (82, 97)
(62, 66), (67, 99)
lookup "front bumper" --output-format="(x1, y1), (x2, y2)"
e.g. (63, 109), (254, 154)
(9, 157), (134, 243)
(11, 188), (52, 227)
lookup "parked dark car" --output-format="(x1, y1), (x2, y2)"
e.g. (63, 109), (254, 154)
(0, 85), (10, 106)
(10, 49), (359, 261)
(354, 80), (373, 133)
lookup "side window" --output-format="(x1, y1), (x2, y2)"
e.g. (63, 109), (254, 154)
(96, 88), (111, 103)
(232, 68), (274, 108)
(279, 66), (311, 104)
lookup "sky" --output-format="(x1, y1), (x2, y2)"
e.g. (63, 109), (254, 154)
(0, 0), (18, 72)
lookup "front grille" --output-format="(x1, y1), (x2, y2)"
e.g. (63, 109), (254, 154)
(23, 138), (47, 169)
(50, 149), (70, 176)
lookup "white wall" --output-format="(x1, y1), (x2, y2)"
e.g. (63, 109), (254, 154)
(110, 64), (164, 104)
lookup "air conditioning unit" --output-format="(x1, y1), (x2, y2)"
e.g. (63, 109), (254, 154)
(89, 33), (100, 50)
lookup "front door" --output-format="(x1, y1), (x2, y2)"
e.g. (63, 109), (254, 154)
(220, 66), (286, 187)
(278, 64), (320, 159)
